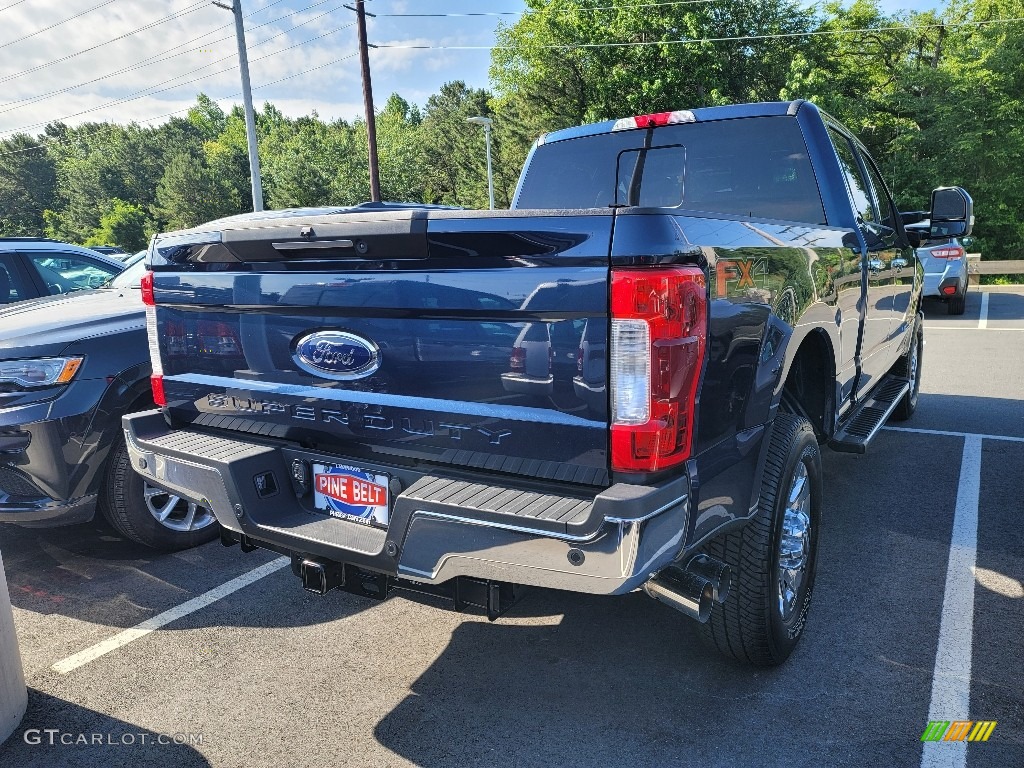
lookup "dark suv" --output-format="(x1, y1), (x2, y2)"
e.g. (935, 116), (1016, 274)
(0, 237), (126, 304)
(0, 254), (216, 550)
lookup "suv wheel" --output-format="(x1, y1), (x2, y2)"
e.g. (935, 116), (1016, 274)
(947, 288), (967, 315)
(100, 433), (219, 551)
(698, 414), (822, 666)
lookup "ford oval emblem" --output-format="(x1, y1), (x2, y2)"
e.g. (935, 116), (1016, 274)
(293, 331), (380, 380)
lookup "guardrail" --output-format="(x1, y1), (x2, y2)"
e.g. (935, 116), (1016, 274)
(966, 255), (1024, 286)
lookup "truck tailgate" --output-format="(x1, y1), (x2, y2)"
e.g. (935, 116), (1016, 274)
(149, 209), (612, 486)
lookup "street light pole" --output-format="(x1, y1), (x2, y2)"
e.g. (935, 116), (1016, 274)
(213, 0), (264, 211)
(466, 116), (494, 210)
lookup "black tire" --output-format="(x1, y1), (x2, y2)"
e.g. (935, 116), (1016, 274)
(947, 289), (966, 315)
(891, 314), (923, 421)
(100, 434), (219, 551)
(698, 414), (821, 666)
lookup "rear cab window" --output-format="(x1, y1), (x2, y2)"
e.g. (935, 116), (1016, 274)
(516, 116), (826, 225)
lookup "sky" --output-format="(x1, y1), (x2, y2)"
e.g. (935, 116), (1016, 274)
(0, 0), (942, 138)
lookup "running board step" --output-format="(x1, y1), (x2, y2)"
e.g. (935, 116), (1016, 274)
(829, 375), (910, 454)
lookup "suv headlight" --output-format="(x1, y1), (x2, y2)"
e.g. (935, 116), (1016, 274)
(0, 357), (84, 388)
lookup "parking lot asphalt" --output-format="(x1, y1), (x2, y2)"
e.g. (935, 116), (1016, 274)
(1, 287), (1022, 768)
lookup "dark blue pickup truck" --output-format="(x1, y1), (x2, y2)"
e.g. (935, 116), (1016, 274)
(123, 101), (973, 665)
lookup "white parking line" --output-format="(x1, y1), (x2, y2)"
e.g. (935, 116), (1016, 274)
(978, 292), (989, 329)
(921, 435), (982, 768)
(52, 557), (290, 675)
(925, 327), (1024, 332)
(884, 425), (1024, 443)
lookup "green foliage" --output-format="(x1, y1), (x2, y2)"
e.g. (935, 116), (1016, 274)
(491, 0), (816, 135)
(153, 150), (241, 231)
(0, 134), (55, 236)
(782, 0), (1024, 260)
(83, 198), (149, 252)
(6, 4), (1022, 264)
(419, 82), (510, 208)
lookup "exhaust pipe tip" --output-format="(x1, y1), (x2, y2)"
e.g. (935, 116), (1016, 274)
(686, 554), (732, 604)
(643, 571), (715, 624)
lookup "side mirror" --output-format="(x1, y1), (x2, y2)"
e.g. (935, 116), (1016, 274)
(904, 225), (925, 249)
(930, 187), (974, 239)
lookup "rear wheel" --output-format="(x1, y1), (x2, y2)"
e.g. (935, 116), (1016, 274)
(947, 289), (966, 315)
(891, 315), (923, 421)
(698, 414), (821, 666)
(100, 434), (218, 551)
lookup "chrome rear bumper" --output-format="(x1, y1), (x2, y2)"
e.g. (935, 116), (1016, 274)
(123, 410), (690, 596)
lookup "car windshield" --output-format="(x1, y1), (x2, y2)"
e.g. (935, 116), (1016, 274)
(103, 252), (147, 288)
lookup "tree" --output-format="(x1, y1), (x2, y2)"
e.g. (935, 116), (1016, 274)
(419, 81), (513, 208)
(783, 0), (1024, 260)
(0, 134), (55, 236)
(377, 94), (426, 203)
(152, 150), (241, 231)
(491, 0), (817, 140)
(263, 115), (355, 209)
(84, 198), (149, 251)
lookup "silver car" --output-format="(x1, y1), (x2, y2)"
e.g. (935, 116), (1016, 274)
(906, 220), (969, 315)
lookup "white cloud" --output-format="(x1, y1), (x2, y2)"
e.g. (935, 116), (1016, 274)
(0, 0), (517, 137)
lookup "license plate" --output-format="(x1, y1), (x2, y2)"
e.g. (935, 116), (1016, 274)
(312, 463), (390, 527)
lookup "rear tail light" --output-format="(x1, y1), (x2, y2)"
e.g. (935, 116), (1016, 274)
(931, 246), (964, 259)
(612, 110), (696, 131)
(140, 270), (155, 306)
(610, 266), (707, 473)
(577, 345), (584, 373)
(141, 270), (165, 406)
(942, 285), (957, 295)
(150, 375), (166, 407)
(509, 347), (525, 371)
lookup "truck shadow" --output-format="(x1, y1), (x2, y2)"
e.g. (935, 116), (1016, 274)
(0, 689), (210, 767)
(372, 436), (972, 768)
(0, 521), (368, 630)
(373, 588), (926, 767)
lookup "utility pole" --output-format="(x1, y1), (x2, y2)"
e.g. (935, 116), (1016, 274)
(347, 0), (381, 202)
(213, 0), (264, 211)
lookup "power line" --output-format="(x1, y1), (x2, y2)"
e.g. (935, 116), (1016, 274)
(0, 0), (118, 52)
(0, 0), (350, 116)
(0, 48), (362, 158)
(0, 20), (357, 137)
(373, 16), (1024, 50)
(376, 0), (717, 17)
(0, 44), (360, 159)
(0, 0), (294, 86)
(0, 0), (30, 12)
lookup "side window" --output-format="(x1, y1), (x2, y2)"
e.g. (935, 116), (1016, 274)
(859, 150), (898, 237)
(26, 252), (120, 294)
(829, 130), (876, 227)
(0, 258), (31, 305)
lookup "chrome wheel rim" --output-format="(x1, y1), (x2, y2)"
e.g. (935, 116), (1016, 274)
(144, 484), (215, 533)
(777, 461), (812, 621)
